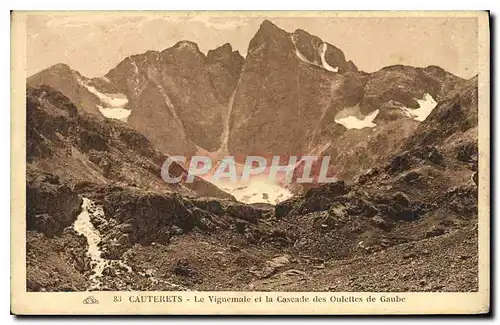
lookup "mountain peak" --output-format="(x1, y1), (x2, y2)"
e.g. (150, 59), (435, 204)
(248, 19), (291, 54)
(29, 63), (74, 79)
(160, 40), (206, 63)
(220, 43), (233, 52)
(423, 65), (461, 80)
(207, 42), (244, 67)
(172, 40), (201, 53)
(50, 63), (72, 71)
(208, 43), (233, 56)
(260, 19), (281, 31)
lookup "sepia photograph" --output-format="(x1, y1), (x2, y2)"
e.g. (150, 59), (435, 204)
(10, 10), (490, 315)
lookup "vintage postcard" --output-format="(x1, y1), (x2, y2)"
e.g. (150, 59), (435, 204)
(11, 11), (490, 315)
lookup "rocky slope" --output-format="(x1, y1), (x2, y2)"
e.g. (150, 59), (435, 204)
(26, 78), (478, 292)
(296, 73), (473, 184)
(27, 160), (477, 292)
(26, 85), (232, 200)
(405, 75), (478, 162)
(27, 63), (103, 115)
(361, 65), (465, 120)
(29, 42), (244, 157)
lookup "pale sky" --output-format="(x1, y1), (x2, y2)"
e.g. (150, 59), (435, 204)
(26, 13), (478, 79)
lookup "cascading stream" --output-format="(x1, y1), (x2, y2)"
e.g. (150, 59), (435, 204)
(73, 197), (188, 291)
(73, 197), (108, 290)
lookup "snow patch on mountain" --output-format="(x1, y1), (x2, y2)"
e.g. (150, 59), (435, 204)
(335, 104), (379, 129)
(77, 77), (132, 121)
(293, 45), (317, 66)
(83, 84), (129, 108)
(290, 36), (317, 65)
(196, 155), (293, 205)
(320, 43), (339, 72)
(128, 56), (139, 74)
(401, 93), (438, 122)
(98, 76), (111, 83)
(155, 84), (183, 122)
(290, 36), (338, 73)
(212, 179), (293, 205)
(97, 105), (131, 122)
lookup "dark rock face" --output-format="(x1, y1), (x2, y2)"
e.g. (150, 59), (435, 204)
(225, 20), (465, 173)
(26, 171), (82, 237)
(99, 189), (198, 245)
(80, 186), (263, 259)
(275, 196), (301, 219)
(26, 229), (90, 291)
(28, 44), (244, 156)
(207, 43), (244, 105)
(227, 20), (362, 159)
(104, 42), (244, 154)
(292, 28), (355, 73)
(404, 76), (478, 152)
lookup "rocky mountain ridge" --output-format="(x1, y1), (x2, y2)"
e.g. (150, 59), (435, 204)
(26, 85), (232, 203)
(28, 20), (466, 183)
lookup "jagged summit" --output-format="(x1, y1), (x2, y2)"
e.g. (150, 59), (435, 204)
(248, 19), (291, 52)
(27, 62), (105, 116)
(207, 43), (244, 74)
(172, 40), (202, 53)
(28, 63), (77, 80)
(210, 42), (232, 53)
(246, 19), (356, 74)
(260, 19), (283, 32)
(27, 18), (465, 177)
(207, 43), (235, 60)
(47, 63), (72, 72)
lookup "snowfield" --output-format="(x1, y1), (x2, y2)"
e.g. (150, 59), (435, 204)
(97, 105), (132, 122)
(83, 84), (129, 108)
(211, 178), (293, 205)
(290, 36), (338, 73)
(196, 157), (294, 205)
(335, 104), (379, 129)
(401, 93), (438, 122)
(77, 78), (132, 122)
(320, 43), (339, 72)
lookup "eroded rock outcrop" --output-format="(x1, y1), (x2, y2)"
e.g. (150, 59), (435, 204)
(26, 171), (82, 237)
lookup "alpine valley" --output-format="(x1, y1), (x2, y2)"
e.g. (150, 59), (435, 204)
(26, 20), (478, 292)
